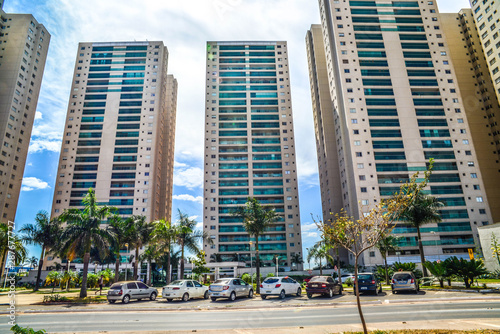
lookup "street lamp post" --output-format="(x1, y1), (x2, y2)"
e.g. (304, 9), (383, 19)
(125, 243), (129, 281)
(275, 255), (279, 276)
(306, 247), (311, 270)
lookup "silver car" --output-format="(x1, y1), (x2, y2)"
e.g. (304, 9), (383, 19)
(162, 279), (209, 302)
(391, 271), (419, 294)
(209, 278), (254, 301)
(107, 281), (158, 304)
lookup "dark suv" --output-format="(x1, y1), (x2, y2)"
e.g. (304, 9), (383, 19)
(353, 273), (382, 295)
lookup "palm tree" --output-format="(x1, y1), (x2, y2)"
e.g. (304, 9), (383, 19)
(398, 193), (443, 277)
(0, 226), (27, 279)
(375, 235), (400, 285)
(176, 210), (212, 279)
(151, 219), (178, 284)
(128, 215), (154, 281)
(28, 256), (39, 270)
(58, 188), (114, 298)
(107, 215), (133, 283)
(290, 253), (303, 271)
(45, 271), (63, 293)
(209, 253), (223, 263)
(19, 211), (61, 291)
(307, 241), (332, 275)
(233, 198), (278, 294)
(140, 243), (159, 285)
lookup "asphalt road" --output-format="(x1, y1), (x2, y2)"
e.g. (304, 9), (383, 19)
(5, 301), (500, 333)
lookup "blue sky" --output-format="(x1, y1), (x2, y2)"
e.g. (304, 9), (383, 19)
(7, 0), (470, 265)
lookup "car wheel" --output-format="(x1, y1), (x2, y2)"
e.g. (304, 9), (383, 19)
(307, 293), (313, 299)
(392, 290), (396, 294)
(261, 295), (267, 300)
(296, 288), (301, 297)
(279, 290), (286, 299)
(150, 292), (157, 301)
(248, 289), (254, 298)
(166, 298), (173, 302)
(229, 292), (236, 301)
(108, 300), (116, 304)
(211, 297), (217, 301)
(372, 290), (378, 295)
(204, 291), (209, 299)
(182, 293), (189, 302)
(122, 295), (130, 304)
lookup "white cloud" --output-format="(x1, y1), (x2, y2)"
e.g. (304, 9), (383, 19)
(174, 161), (188, 168)
(301, 222), (318, 233)
(173, 166), (203, 189)
(304, 232), (318, 238)
(21, 177), (50, 192)
(172, 194), (203, 204)
(28, 140), (61, 153)
(35, 111), (43, 120)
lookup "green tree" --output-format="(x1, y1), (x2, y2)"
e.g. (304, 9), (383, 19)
(424, 261), (449, 288)
(444, 256), (488, 288)
(375, 235), (400, 284)
(58, 188), (115, 298)
(107, 215), (133, 283)
(397, 193), (443, 277)
(290, 253), (303, 270)
(28, 256), (39, 270)
(61, 270), (79, 290)
(307, 241), (332, 275)
(233, 198), (279, 294)
(127, 215), (154, 281)
(191, 251), (210, 282)
(19, 211), (61, 291)
(140, 243), (159, 285)
(151, 218), (178, 284)
(45, 271), (63, 293)
(176, 210), (212, 279)
(491, 233), (500, 267)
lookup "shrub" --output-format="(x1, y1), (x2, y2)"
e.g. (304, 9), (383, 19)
(444, 257), (488, 288)
(10, 324), (46, 334)
(42, 294), (68, 303)
(392, 262), (423, 279)
(241, 273), (251, 283)
(266, 272), (275, 278)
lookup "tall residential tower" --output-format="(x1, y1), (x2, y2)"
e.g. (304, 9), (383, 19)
(203, 41), (303, 270)
(0, 3), (50, 223)
(308, 0), (494, 266)
(46, 41), (176, 270)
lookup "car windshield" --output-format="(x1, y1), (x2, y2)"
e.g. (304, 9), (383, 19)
(109, 283), (123, 290)
(393, 273), (412, 280)
(169, 280), (184, 286)
(310, 277), (327, 282)
(358, 274), (373, 280)
(214, 279), (230, 284)
(264, 278), (279, 284)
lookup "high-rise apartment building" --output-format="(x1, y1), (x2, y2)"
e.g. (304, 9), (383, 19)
(203, 41), (303, 270)
(441, 9), (500, 224)
(0, 3), (50, 223)
(46, 41), (176, 270)
(308, 0), (494, 266)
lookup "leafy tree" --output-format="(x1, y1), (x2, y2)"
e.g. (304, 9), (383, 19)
(28, 256), (39, 270)
(19, 211), (61, 291)
(176, 210), (212, 279)
(266, 272), (275, 278)
(191, 251), (210, 282)
(375, 265), (393, 283)
(233, 197), (278, 294)
(424, 261), (450, 288)
(127, 215), (154, 280)
(241, 273), (251, 283)
(61, 270), (79, 290)
(444, 256), (488, 288)
(86, 273), (99, 288)
(151, 219), (178, 284)
(491, 233), (500, 267)
(45, 271), (63, 293)
(317, 164), (431, 334)
(397, 193), (443, 277)
(375, 235), (400, 284)
(139, 243), (159, 285)
(106, 215), (133, 283)
(58, 188), (115, 298)
(290, 253), (303, 270)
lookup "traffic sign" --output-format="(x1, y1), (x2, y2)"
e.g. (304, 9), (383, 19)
(468, 248), (474, 260)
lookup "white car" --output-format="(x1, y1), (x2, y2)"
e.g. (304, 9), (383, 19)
(162, 279), (209, 302)
(341, 274), (355, 283)
(260, 276), (302, 299)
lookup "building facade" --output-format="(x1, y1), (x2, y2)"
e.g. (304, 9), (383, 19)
(0, 4), (50, 223)
(46, 41), (176, 269)
(203, 41), (303, 271)
(309, 0), (494, 266)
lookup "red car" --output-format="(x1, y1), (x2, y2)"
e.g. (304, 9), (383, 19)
(306, 276), (343, 298)
(303, 276), (314, 283)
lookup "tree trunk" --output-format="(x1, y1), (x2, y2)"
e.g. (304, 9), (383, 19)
(134, 243), (140, 280)
(180, 241), (185, 279)
(114, 252), (120, 283)
(319, 258), (323, 275)
(0, 249), (7, 281)
(336, 248), (342, 285)
(255, 236), (261, 294)
(447, 278), (451, 286)
(148, 261), (152, 285)
(416, 227), (428, 277)
(439, 279), (444, 288)
(166, 244), (171, 284)
(34, 247), (45, 292)
(354, 255), (368, 334)
(66, 260), (71, 291)
(80, 252), (90, 298)
(464, 277), (470, 289)
(384, 253), (389, 285)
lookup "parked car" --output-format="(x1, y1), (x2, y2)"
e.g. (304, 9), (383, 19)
(107, 281), (158, 304)
(208, 278), (253, 301)
(162, 279), (209, 302)
(391, 271), (419, 294)
(353, 273), (382, 295)
(341, 274), (355, 283)
(303, 275), (314, 283)
(306, 276), (342, 298)
(260, 276), (302, 299)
